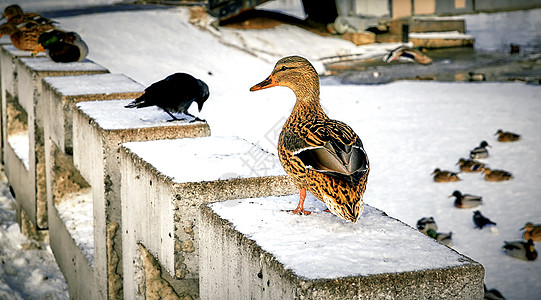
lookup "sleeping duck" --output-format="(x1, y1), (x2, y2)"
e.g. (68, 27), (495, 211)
(35, 29), (88, 62)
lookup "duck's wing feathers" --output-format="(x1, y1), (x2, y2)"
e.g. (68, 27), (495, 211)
(293, 119), (369, 178)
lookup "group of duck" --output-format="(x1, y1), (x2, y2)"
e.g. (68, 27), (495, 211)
(0, 4), (88, 62)
(420, 129), (538, 269)
(433, 130), (518, 183)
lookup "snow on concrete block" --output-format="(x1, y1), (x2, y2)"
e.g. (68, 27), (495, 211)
(71, 99), (210, 298)
(199, 195), (485, 299)
(42, 73), (145, 155)
(120, 136), (297, 299)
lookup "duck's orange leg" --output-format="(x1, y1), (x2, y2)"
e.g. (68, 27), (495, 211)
(291, 188), (311, 215)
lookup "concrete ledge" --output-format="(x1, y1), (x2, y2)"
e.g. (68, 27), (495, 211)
(16, 57), (108, 117)
(9, 57), (109, 231)
(120, 136), (296, 299)
(199, 195), (485, 299)
(42, 73), (145, 155)
(71, 99), (211, 299)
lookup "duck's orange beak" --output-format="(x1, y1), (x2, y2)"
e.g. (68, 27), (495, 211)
(250, 74), (278, 91)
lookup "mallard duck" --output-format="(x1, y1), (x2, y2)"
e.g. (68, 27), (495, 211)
(250, 56), (369, 223)
(520, 222), (541, 242)
(383, 45), (432, 65)
(417, 217), (437, 234)
(482, 168), (513, 181)
(456, 158), (485, 172)
(495, 129), (520, 142)
(503, 239), (537, 261)
(0, 5), (56, 52)
(125, 73), (209, 122)
(470, 140), (490, 159)
(450, 190), (482, 208)
(2, 4), (53, 25)
(34, 29), (88, 62)
(0, 20), (56, 51)
(432, 168), (460, 182)
(426, 229), (453, 247)
(473, 210), (496, 229)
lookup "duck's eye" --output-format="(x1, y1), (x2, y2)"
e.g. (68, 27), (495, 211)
(280, 66), (288, 71)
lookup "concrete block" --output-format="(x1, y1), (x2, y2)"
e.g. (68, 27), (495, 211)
(41, 73), (144, 155)
(0, 45), (45, 102)
(1, 44), (45, 166)
(71, 99), (210, 299)
(200, 195), (485, 299)
(120, 136), (297, 299)
(409, 18), (465, 33)
(341, 32), (376, 46)
(409, 32), (475, 48)
(6, 57), (108, 231)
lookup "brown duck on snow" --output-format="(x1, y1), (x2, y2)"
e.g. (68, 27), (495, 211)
(250, 55), (369, 223)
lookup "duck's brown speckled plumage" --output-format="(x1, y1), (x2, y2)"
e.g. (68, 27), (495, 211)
(495, 129), (520, 142)
(482, 168), (513, 181)
(432, 168), (460, 182)
(0, 5), (56, 52)
(250, 56), (369, 223)
(456, 158), (485, 173)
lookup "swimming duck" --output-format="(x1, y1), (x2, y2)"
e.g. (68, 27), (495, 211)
(125, 73), (209, 122)
(503, 239), (537, 261)
(250, 56), (369, 223)
(520, 222), (541, 242)
(482, 168), (513, 181)
(383, 45), (432, 65)
(470, 141), (490, 159)
(473, 210), (496, 229)
(417, 217), (438, 234)
(495, 129), (520, 142)
(449, 190), (482, 208)
(34, 29), (88, 62)
(432, 168), (460, 182)
(456, 158), (485, 172)
(426, 229), (453, 247)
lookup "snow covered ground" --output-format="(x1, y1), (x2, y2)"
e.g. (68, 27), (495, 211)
(1, 0), (540, 299)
